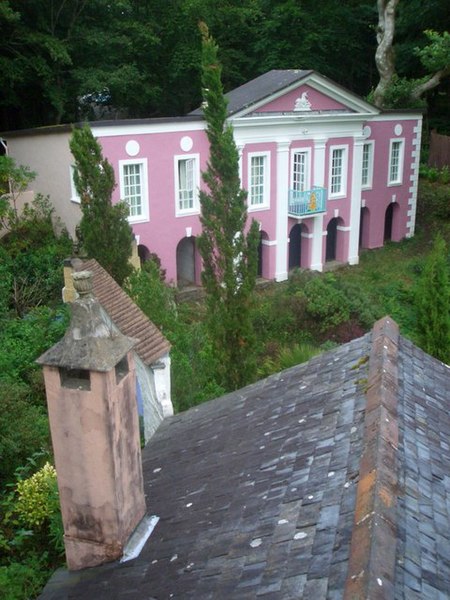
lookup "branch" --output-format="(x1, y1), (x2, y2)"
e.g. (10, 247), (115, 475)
(411, 66), (450, 100)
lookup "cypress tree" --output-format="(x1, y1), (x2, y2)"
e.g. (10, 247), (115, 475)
(197, 24), (260, 391)
(415, 233), (450, 363)
(70, 125), (133, 285)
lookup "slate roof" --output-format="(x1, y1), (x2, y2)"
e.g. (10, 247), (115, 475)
(71, 258), (170, 365)
(39, 317), (450, 599)
(190, 69), (312, 116)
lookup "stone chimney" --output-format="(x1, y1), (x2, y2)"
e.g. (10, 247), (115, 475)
(37, 271), (146, 570)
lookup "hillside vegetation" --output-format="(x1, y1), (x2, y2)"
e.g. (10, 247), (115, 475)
(0, 174), (449, 599)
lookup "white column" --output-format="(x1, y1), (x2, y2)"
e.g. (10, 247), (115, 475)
(275, 140), (290, 282)
(348, 137), (364, 265)
(313, 138), (327, 187)
(310, 138), (327, 271)
(310, 214), (324, 271)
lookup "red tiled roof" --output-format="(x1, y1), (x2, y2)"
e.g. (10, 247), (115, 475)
(75, 259), (170, 365)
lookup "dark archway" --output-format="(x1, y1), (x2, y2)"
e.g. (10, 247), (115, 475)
(289, 224), (303, 270)
(176, 237), (196, 287)
(138, 244), (151, 264)
(326, 218), (338, 262)
(257, 231), (269, 278)
(384, 204), (394, 242)
(359, 207), (370, 249)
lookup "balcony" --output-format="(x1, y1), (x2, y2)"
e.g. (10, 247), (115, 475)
(288, 186), (327, 217)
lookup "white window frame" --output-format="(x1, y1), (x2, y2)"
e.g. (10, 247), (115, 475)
(328, 145), (348, 198)
(291, 149), (311, 193)
(119, 158), (149, 223)
(388, 138), (404, 186)
(248, 151), (270, 211)
(174, 154), (200, 216)
(361, 141), (374, 190)
(70, 165), (80, 203)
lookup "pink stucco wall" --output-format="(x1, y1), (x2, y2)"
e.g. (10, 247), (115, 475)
(361, 118), (418, 247)
(98, 129), (210, 284)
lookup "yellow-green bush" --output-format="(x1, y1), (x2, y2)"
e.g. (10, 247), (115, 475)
(16, 462), (58, 527)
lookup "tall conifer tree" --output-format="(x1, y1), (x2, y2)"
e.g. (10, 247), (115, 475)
(197, 24), (260, 390)
(70, 125), (133, 285)
(415, 233), (450, 363)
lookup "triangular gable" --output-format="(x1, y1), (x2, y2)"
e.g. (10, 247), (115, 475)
(253, 83), (350, 114)
(231, 71), (379, 118)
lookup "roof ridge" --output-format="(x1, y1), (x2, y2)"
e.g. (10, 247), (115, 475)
(344, 316), (400, 599)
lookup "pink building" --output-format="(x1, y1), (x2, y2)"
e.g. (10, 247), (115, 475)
(3, 70), (422, 284)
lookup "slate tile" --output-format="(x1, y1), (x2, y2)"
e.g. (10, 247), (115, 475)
(302, 577), (329, 599)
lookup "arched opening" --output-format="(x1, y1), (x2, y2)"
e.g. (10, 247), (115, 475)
(176, 237), (196, 287)
(359, 207), (370, 249)
(384, 203), (399, 242)
(326, 218), (339, 262)
(138, 244), (151, 264)
(289, 224), (304, 270)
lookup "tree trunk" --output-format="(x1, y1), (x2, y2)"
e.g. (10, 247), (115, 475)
(373, 0), (400, 108)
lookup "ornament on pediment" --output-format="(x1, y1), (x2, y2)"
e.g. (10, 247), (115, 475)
(294, 91), (312, 112)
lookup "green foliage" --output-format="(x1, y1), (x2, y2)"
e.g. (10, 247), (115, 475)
(415, 234), (450, 363)
(0, 156), (36, 225)
(419, 164), (450, 185)
(16, 463), (60, 529)
(124, 258), (176, 334)
(369, 74), (428, 109)
(299, 274), (351, 332)
(70, 125), (133, 285)
(0, 383), (49, 485)
(257, 342), (321, 379)
(416, 179), (450, 224)
(0, 194), (72, 316)
(0, 557), (51, 600)
(0, 456), (64, 600)
(197, 26), (260, 391)
(415, 30), (450, 73)
(0, 305), (68, 393)
(126, 263), (225, 411)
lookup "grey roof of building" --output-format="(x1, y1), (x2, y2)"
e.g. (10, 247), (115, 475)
(190, 69), (313, 117)
(39, 317), (450, 599)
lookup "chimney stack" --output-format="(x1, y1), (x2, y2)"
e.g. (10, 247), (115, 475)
(37, 271), (146, 570)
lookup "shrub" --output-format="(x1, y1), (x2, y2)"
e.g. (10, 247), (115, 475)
(124, 258), (176, 334)
(299, 274), (351, 332)
(0, 384), (49, 485)
(415, 234), (450, 363)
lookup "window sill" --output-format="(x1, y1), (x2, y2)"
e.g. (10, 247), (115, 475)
(128, 216), (150, 224)
(248, 204), (270, 212)
(176, 209), (200, 217)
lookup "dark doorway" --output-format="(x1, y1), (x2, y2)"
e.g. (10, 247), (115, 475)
(326, 218), (338, 262)
(257, 235), (263, 277)
(289, 224), (303, 270)
(384, 204), (394, 242)
(176, 237), (196, 286)
(359, 207), (369, 248)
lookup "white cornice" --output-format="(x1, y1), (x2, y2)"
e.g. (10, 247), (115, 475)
(92, 120), (206, 138)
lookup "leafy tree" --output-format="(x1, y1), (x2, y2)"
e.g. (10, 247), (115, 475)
(197, 25), (260, 391)
(415, 234), (450, 363)
(373, 0), (450, 107)
(0, 156), (36, 228)
(69, 125), (133, 285)
(0, 194), (72, 317)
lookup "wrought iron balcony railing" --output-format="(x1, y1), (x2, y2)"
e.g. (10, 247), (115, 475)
(288, 186), (327, 217)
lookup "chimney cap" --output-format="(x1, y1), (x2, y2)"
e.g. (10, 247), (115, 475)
(37, 271), (136, 371)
